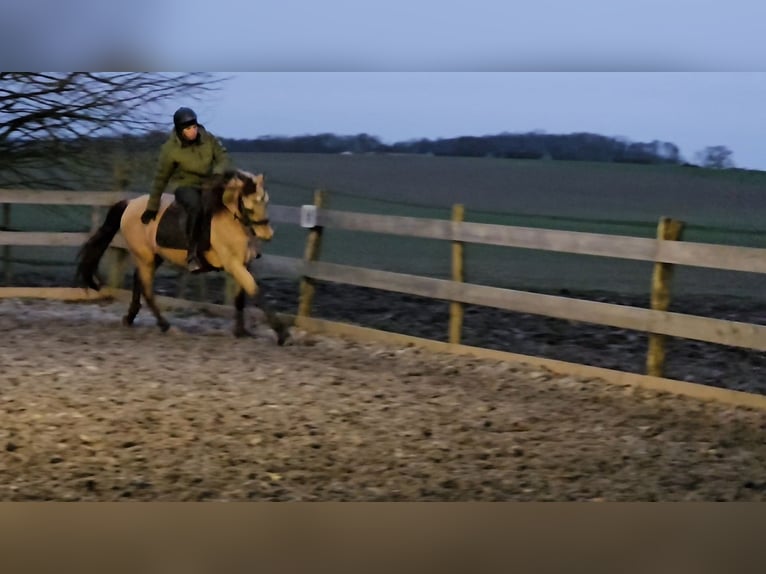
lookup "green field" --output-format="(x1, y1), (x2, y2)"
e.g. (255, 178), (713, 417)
(4, 153), (766, 297)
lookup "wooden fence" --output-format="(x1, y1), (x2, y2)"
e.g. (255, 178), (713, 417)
(2, 189), (766, 408)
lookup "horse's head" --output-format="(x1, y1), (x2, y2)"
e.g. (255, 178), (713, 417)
(221, 170), (274, 241)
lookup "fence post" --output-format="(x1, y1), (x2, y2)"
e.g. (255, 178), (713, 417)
(197, 273), (208, 301)
(176, 272), (189, 299)
(646, 217), (685, 377)
(175, 273), (208, 302)
(297, 189), (325, 318)
(449, 204), (465, 344)
(107, 250), (129, 289)
(2, 203), (11, 285)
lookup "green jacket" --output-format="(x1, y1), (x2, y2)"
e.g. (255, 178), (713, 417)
(147, 126), (231, 211)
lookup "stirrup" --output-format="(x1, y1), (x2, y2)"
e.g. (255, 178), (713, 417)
(186, 252), (203, 273)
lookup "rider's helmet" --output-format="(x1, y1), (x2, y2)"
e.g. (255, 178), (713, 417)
(173, 107), (198, 131)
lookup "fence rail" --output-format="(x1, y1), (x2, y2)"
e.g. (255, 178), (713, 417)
(269, 205), (766, 274)
(4, 193), (765, 273)
(254, 255), (766, 351)
(2, 189), (766, 390)
(0, 190), (130, 205)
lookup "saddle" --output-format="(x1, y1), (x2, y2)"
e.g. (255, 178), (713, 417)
(156, 203), (217, 270)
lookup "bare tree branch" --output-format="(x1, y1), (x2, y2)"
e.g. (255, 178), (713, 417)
(0, 72), (229, 189)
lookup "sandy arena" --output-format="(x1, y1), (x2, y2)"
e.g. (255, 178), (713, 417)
(1, 296), (765, 501)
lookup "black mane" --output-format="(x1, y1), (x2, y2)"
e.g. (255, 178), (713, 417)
(202, 170), (240, 215)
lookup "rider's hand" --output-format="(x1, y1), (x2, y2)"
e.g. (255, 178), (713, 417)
(141, 209), (158, 224)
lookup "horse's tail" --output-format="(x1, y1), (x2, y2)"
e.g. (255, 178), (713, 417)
(75, 200), (129, 291)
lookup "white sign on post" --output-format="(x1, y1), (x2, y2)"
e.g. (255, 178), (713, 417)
(300, 205), (318, 228)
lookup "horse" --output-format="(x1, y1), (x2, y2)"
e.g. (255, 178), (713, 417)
(76, 169), (288, 344)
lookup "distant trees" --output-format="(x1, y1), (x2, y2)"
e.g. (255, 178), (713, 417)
(695, 145), (735, 169)
(223, 131), (687, 166)
(225, 133), (386, 154)
(0, 72), (224, 188)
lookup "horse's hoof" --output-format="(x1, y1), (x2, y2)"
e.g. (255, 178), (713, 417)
(234, 328), (253, 338)
(159, 322), (172, 333)
(276, 330), (289, 346)
(122, 315), (134, 327)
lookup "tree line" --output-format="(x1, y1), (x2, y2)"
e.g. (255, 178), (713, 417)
(220, 132), (734, 169)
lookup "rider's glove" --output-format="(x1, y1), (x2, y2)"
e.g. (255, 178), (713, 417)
(140, 209), (158, 224)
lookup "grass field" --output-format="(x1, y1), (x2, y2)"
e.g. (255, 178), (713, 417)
(4, 153), (766, 298)
(240, 153), (766, 298)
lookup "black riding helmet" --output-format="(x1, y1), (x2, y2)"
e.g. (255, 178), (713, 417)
(173, 107), (198, 131)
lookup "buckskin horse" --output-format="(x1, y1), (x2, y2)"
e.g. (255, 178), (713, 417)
(76, 169), (288, 343)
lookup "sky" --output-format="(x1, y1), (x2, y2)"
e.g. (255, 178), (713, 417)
(190, 73), (766, 170)
(4, 0), (766, 169)
(152, 0), (766, 72)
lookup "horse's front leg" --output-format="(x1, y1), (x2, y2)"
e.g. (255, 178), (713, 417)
(222, 258), (257, 297)
(220, 256), (257, 337)
(221, 257), (288, 344)
(251, 288), (290, 346)
(233, 287), (251, 338)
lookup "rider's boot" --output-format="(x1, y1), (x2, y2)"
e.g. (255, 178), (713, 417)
(186, 210), (204, 273)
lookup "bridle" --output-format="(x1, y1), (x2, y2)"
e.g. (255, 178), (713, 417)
(235, 193), (270, 229)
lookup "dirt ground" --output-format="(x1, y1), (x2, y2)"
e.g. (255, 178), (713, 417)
(1, 295), (765, 501)
(294, 281), (766, 395)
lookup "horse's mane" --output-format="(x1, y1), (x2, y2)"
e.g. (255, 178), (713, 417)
(202, 170), (240, 215)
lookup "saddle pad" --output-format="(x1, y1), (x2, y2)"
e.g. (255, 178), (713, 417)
(155, 203), (189, 250)
(156, 202), (214, 251)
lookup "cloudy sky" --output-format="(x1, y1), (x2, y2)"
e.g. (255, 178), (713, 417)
(5, 0), (766, 169)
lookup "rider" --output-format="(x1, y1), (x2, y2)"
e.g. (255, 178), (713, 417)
(141, 107), (231, 272)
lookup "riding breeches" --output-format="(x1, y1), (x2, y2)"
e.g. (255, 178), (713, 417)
(174, 186), (202, 241)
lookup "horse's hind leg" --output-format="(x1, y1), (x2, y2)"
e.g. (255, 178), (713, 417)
(122, 270), (143, 326)
(135, 256), (171, 332)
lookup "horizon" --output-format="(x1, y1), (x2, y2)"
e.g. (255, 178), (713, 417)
(117, 125), (759, 172)
(168, 73), (766, 173)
